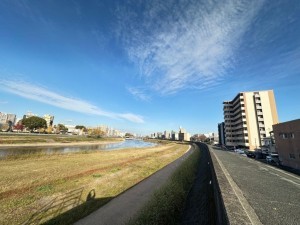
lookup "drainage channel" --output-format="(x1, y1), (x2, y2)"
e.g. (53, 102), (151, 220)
(181, 143), (229, 225)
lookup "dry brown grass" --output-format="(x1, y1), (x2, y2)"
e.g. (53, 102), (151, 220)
(0, 133), (122, 146)
(0, 142), (189, 225)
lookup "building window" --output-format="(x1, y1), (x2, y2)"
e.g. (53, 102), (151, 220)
(289, 154), (295, 159)
(279, 133), (294, 139)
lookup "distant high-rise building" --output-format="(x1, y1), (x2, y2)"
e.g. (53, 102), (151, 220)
(164, 130), (171, 139)
(223, 90), (279, 150)
(218, 122), (226, 146)
(178, 127), (190, 141)
(157, 132), (163, 139)
(0, 112), (6, 124)
(0, 112), (16, 125)
(43, 114), (54, 127)
(171, 130), (179, 141)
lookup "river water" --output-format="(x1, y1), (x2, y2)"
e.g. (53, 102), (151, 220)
(0, 139), (157, 158)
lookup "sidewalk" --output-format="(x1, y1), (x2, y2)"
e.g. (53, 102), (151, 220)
(75, 145), (194, 225)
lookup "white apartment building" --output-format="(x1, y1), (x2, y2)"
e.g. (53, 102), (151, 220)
(223, 90), (279, 150)
(43, 114), (54, 127)
(0, 112), (17, 125)
(178, 127), (191, 141)
(164, 130), (171, 139)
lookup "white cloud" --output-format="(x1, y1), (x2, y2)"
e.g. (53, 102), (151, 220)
(116, 0), (265, 95)
(0, 101), (8, 104)
(127, 87), (151, 102)
(0, 79), (144, 123)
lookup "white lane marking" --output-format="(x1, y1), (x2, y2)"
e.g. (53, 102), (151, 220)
(229, 151), (300, 181)
(211, 149), (263, 225)
(263, 164), (300, 181)
(281, 177), (300, 187)
(259, 167), (269, 171)
(269, 172), (300, 187)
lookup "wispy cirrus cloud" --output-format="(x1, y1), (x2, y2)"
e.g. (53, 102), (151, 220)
(127, 87), (151, 102)
(116, 0), (265, 95)
(0, 79), (144, 123)
(0, 100), (8, 104)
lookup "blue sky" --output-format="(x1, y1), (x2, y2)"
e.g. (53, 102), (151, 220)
(0, 0), (299, 135)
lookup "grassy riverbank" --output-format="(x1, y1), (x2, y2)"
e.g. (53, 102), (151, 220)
(0, 133), (122, 146)
(0, 142), (189, 225)
(128, 145), (200, 225)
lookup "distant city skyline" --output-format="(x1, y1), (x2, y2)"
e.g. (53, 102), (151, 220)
(0, 1), (299, 135)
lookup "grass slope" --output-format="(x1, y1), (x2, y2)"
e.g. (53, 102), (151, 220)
(0, 143), (188, 225)
(128, 145), (201, 225)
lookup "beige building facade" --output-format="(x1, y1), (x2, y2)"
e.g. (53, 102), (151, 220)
(223, 90), (279, 150)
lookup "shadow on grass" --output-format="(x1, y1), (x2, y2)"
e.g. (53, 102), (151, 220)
(23, 188), (113, 225)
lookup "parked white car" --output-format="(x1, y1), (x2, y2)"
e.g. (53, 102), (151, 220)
(235, 149), (245, 154)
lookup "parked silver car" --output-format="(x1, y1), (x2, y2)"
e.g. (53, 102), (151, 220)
(266, 154), (280, 164)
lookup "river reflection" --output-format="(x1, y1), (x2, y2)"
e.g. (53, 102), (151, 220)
(0, 139), (156, 158)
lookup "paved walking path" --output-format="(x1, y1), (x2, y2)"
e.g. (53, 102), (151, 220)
(75, 144), (194, 225)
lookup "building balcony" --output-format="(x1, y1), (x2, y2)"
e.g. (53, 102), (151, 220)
(232, 104), (242, 112)
(233, 124), (244, 129)
(231, 114), (243, 121)
(234, 130), (246, 135)
(230, 119), (243, 126)
(224, 111), (232, 116)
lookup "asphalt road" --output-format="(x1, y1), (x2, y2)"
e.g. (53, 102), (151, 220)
(211, 146), (300, 225)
